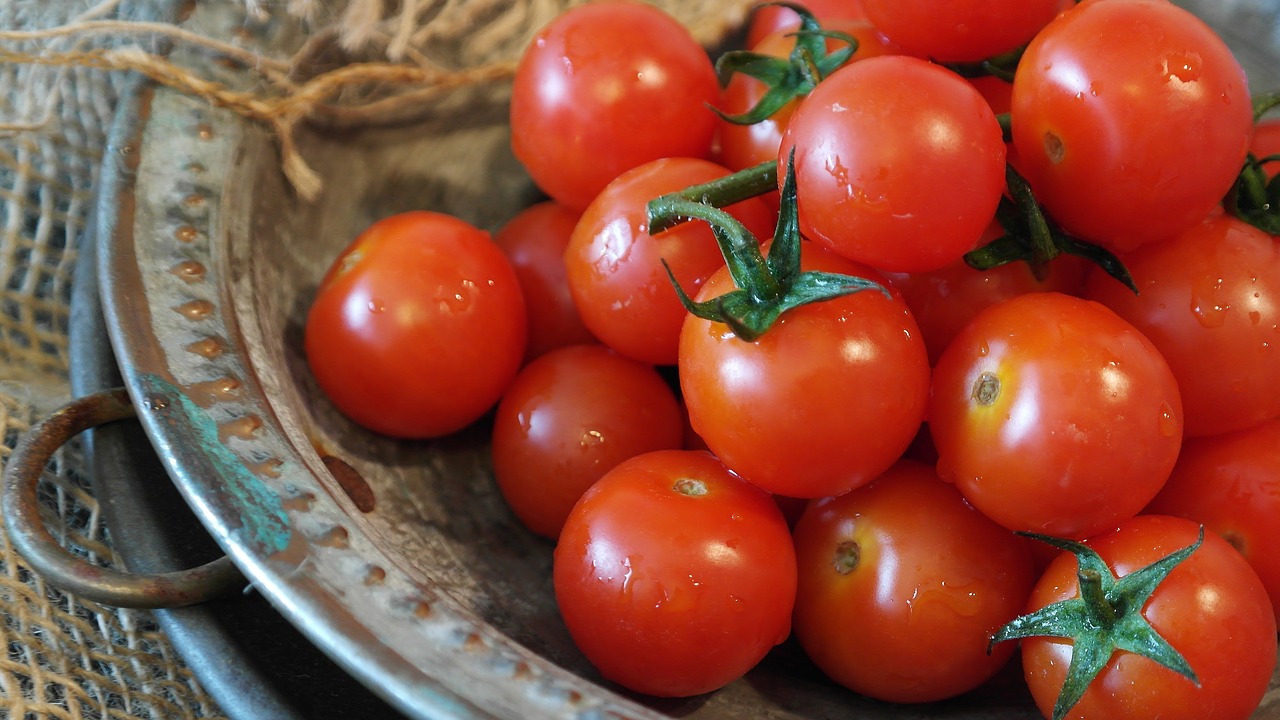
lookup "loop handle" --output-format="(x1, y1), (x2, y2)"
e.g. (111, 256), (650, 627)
(2, 387), (243, 608)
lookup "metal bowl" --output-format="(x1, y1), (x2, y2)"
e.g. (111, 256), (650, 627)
(83, 0), (1280, 718)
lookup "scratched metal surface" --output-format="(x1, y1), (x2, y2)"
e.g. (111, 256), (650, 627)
(94, 1), (1280, 719)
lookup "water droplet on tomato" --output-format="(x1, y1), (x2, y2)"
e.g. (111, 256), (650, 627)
(1157, 402), (1179, 438)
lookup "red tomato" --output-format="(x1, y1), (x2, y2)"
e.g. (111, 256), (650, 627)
(929, 292), (1183, 538)
(1019, 516), (1276, 720)
(860, 0), (1060, 62)
(1010, 0), (1253, 252)
(884, 222), (1088, 365)
(1144, 419), (1280, 624)
(679, 244), (930, 498)
(1082, 213), (1280, 437)
(715, 19), (905, 174)
(781, 55), (1006, 273)
(1252, 118), (1280, 181)
(510, 1), (719, 210)
(565, 157), (776, 366)
(493, 201), (596, 362)
(553, 449), (796, 697)
(745, 0), (867, 49)
(967, 74), (1014, 116)
(491, 344), (683, 539)
(792, 460), (1037, 703)
(305, 212), (526, 438)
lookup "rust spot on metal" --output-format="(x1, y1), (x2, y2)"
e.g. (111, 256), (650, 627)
(183, 376), (242, 406)
(196, 123), (215, 140)
(184, 336), (226, 358)
(173, 299), (214, 320)
(184, 192), (206, 208)
(247, 458), (283, 479)
(320, 455), (376, 513)
(463, 632), (485, 652)
(313, 525), (349, 548)
(413, 599), (432, 618)
(218, 414), (262, 443)
(512, 661), (531, 680)
(170, 260), (207, 283)
(281, 491), (316, 512)
(186, 162), (205, 174)
(363, 565), (386, 585)
(174, 224), (200, 243)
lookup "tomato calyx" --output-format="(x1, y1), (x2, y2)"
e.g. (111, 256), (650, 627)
(1224, 91), (1280, 234)
(647, 152), (886, 341)
(648, 160), (778, 234)
(942, 46), (1024, 83)
(964, 165), (1138, 293)
(990, 527), (1205, 720)
(712, 2), (857, 126)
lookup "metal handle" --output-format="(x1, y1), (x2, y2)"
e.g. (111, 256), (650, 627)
(2, 387), (243, 609)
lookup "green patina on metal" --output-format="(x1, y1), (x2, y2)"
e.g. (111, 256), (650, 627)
(140, 373), (291, 554)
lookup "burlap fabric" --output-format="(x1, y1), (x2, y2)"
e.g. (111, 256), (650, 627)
(0, 0), (748, 717)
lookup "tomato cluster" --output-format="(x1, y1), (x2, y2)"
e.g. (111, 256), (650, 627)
(302, 1), (1280, 718)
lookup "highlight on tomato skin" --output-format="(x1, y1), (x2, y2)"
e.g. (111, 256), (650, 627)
(552, 449), (797, 698)
(860, 0), (1061, 62)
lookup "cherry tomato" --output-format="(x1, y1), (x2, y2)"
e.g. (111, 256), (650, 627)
(680, 244), (930, 498)
(1251, 118), (1280, 181)
(884, 221), (1088, 365)
(1144, 419), (1280, 624)
(1082, 213), (1280, 437)
(305, 211), (526, 438)
(715, 19), (905, 175)
(491, 344), (683, 539)
(553, 449), (796, 697)
(1010, 0), (1253, 252)
(929, 292), (1183, 539)
(565, 157), (776, 366)
(792, 460), (1037, 703)
(510, 1), (719, 210)
(1020, 516), (1276, 720)
(781, 55), (1006, 273)
(860, 0), (1060, 62)
(493, 201), (596, 362)
(745, 0), (867, 49)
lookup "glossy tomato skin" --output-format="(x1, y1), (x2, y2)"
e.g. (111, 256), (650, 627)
(1022, 516), (1276, 720)
(1011, 0), (1253, 252)
(884, 221), (1088, 365)
(1144, 419), (1280, 623)
(491, 344), (683, 539)
(510, 1), (719, 210)
(745, 0), (867, 49)
(716, 19), (905, 174)
(1083, 213), (1280, 437)
(566, 158), (776, 366)
(680, 245), (930, 498)
(553, 449), (796, 697)
(929, 292), (1183, 538)
(792, 460), (1037, 703)
(494, 201), (595, 362)
(860, 0), (1060, 62)
(305, 211), (526, 438)
(781, 55), (1006, 273)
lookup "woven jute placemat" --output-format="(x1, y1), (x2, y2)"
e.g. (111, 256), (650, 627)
(0, 0), (749, 717)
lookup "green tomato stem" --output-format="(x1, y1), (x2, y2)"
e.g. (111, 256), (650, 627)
(646, 160), (777, 234)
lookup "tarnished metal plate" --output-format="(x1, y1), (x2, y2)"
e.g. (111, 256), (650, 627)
(93, 1), (1280, 719)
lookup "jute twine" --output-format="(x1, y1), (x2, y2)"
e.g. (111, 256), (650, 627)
(0, 0), (749, 716)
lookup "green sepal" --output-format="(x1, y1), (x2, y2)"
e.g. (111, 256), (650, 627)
(1224, 152), (1280, 235)
(990, 528), (1204, 720)
(712, 2), (857, 126)
(1253, 90), (1280, 122)
(650, 150), (887, 342)
(943, 46), (1024, 82)
(964, 165), (1137, 294)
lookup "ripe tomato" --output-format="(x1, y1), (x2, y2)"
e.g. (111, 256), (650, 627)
(792, 460), (1037, 703)
(715, 19), (904, 175)
(491, 344), (683, 539)
(553, 449), (796, 697)
(510, 1), (719, 210)
(884, 221), (1088, 365)
(1144, 419), (1280, 624)
(493, 201), (595, 362)
(565, 157), (776, 366)
(679, 244), (930, 498)
(305, 211), (526, 438)
(1018, 516), (1276, 720)
(1010, 0), (1253, 252)
(744, 0), (867, 49)
(781, 55), (1006, 273)
(929, 292), (1183, 539)
(860, 0), (1060, 62)
(1252, 118), (1280, 181)
(1082, 213), (1280, 437)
